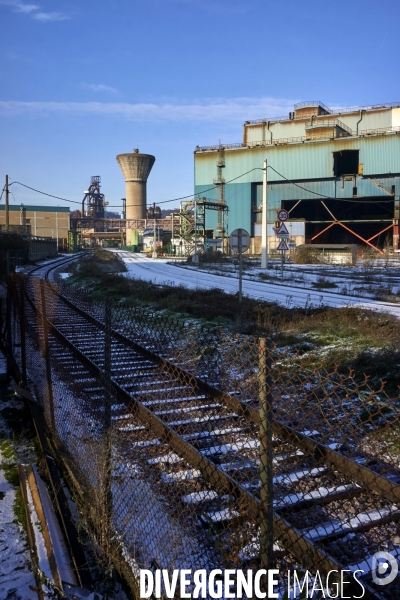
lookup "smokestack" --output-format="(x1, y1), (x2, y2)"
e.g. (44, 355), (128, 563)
(116, 148), (155, 221)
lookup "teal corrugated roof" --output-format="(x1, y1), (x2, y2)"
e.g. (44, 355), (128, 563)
(0, 205), (70, 212)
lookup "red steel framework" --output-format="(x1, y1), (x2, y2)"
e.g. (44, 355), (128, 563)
(310, 222), (393, 255)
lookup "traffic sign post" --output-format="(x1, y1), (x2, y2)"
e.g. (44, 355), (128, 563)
(276, 239), (289, 251)
(229, 228), (250, 303)
(276, 222), (289, 237)
(229, 229), (250, 253)
(275, 214), (290, 282)
(277, 208), (289, 222)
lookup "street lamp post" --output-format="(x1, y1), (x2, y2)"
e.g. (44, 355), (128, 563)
(261, 159), (268, 269)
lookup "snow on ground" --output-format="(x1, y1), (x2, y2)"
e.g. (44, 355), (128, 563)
(0, 466), (37, 600)
(0, 405), (37, 600)
(113, 251), (400, 318)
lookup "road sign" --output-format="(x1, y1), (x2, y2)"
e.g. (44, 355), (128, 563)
(276, 222), (289, 238)
(229, 228), (250, 253)
(277, 208), (289, 222)
(277, 239), (289, 251)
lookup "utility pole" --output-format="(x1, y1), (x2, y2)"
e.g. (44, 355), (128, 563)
(171, 212), (174, 255)
(193, 200), (199, 264)
(152, 202), (157, 258)
(5, 175), (9, 232)
(261, 160), (268, 268)
(215, 147), (225, 255)
(238, 228), (243, 302)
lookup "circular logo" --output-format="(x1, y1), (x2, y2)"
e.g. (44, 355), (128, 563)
(277, 209), (289, 222)
(372, 551), (398, 586)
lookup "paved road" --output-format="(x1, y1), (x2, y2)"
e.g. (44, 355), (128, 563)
(115, 251), (400, 317)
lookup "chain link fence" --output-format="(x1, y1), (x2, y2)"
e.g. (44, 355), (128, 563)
(3, 271), (400, 598)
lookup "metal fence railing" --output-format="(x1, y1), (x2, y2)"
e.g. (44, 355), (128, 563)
(3, 272), (400, 599)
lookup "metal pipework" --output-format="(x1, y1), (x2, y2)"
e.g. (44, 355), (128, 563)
(116, 149), (155, 221)
(356, 109), (364, 135)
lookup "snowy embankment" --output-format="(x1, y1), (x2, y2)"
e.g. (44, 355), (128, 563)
(0, 403), (37, 599)
(112, 252), (400, 318)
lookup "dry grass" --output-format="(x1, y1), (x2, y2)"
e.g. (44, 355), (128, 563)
(66, 251), (400, 389)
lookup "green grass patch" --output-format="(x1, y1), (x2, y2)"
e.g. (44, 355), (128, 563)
(13, 486), (27, 531)
(0, 439), (19, 486)
(0, 439), (28, 532)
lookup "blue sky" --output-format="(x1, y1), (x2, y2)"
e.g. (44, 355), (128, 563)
(0, 0), (399, 214)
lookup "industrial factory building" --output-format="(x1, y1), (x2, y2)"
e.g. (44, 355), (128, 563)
(0, 205), (70, 251)
(194, 101), (400, 255)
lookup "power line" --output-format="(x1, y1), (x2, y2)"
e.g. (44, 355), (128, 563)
(9, 168), (262, 210)
(153, 167), (262, 205)
(9, 181), (82, 205)
(267, 165), (334, 198)
(7, 166), (394, 213)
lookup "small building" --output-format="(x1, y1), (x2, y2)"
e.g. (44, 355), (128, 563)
(0, 205), (70, 251)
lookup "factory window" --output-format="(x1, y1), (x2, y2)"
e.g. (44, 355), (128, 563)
(333, 150), (359, 177)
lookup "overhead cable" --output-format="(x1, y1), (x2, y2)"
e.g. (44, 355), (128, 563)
(9, 168), (263, 210)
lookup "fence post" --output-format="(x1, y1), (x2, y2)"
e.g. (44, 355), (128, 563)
(39, 279), (55, 429)
(259, 337), (274, 582)
(104, 296), (112, 427)
(19, 275), (27, 386)
(103, 295), (113, 554)
(5, 258), (12, 373)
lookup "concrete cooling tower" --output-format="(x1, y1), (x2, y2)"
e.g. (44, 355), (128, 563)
(116, 149), (155, 221)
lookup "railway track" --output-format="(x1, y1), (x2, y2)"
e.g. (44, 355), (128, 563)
(19, 256), (400, 598)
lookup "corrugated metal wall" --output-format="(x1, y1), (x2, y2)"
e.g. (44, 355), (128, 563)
(194, 105), (400, 240)
(195, 135), (400, 183)
(194, 136), (400, 236)
(243, 108), (395, 144)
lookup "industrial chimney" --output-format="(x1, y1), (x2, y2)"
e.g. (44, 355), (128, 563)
(116, 148), (155, 221)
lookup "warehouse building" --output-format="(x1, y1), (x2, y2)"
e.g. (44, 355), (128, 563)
(194, 101), (400, 255)
(0, 205), (70, 251)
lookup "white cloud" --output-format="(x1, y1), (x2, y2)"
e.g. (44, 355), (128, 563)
(0, 0), (68, 21)
(86, 84), (119, 94)
(34, 11), (68, 21)
(0, 98), (295, 123)
(14, 3), (39, 13)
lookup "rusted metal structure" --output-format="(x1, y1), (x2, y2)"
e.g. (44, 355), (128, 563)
(194, 100), (400, 254)
(81, 176), (107, 221)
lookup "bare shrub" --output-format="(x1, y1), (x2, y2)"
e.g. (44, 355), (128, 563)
(292, 244), (321, 264)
